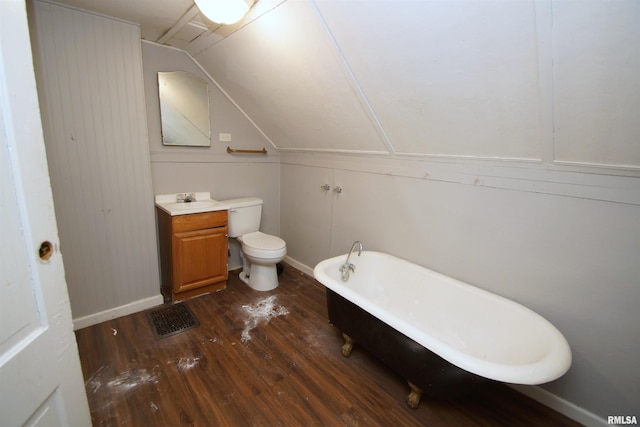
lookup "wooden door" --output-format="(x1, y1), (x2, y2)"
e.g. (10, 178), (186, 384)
(0, 1), (90, 425)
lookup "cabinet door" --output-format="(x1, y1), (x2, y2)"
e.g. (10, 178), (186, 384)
(173, 227), (228, 294)
(280, 164), (334, 267)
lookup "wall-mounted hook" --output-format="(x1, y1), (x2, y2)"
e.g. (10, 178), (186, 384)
(333, 186), (342, 194)
(321, 184), (331, 191)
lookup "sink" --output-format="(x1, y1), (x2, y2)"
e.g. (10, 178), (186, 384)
(166, 200), (222, 211)
(155, 193), (228, 216)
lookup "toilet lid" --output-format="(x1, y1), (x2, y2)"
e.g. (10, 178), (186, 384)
(241, 231), (286, 251)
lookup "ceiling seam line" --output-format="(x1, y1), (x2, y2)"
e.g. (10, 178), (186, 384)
(309, 0), (396, 156)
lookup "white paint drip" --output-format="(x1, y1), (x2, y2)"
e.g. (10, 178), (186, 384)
(85, 365), (107, 393)
(106, 369), (157, 393)
(85, 365), (161, 414)
(176, 355), (201, 370)
(240, 295), (289, 343)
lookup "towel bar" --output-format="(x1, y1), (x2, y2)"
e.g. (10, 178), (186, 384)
(226, 146), (267, 155)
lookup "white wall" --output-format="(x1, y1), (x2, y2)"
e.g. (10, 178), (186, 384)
(281, 155), (640, 421)
(266, 3), (639, 419)
(28, 2), (283, 325)
(552, 1), (640, 167)
(191, 0), (639, 175)
(25, 0), (640, 421)
(140, 42), (281, 268)
(29, 1), (162, 326)
(196, 1), (640, 420)
(274, 4), (640, 423)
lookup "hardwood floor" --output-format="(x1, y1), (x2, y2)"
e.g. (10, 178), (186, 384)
(75, 264), (582, 426)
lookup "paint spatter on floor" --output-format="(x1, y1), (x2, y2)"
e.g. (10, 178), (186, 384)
(176, 355), (201, 371)
(240, 295), (289, 343)
(85, 365), (108, 394)
(86, 364), (160, 413)
(106, 369), (158, 393)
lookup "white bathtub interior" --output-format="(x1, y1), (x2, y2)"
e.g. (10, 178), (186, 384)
(314, 251), (572, 385)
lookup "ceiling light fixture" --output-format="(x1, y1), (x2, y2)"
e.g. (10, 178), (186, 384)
(194, 0), (254, 25)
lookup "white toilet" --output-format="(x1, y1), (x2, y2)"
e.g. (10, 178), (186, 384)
(223, 197), (286, 291)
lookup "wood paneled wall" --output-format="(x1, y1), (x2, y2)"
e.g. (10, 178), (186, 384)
(30, 1), (161, 324)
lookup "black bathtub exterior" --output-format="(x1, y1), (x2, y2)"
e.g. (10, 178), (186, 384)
(326, 288), (486, 406)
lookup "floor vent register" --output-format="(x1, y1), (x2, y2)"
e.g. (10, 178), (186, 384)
(146, 304), (200, 339)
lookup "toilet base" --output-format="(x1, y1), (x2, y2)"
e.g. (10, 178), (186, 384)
(239, 264), (279, 291)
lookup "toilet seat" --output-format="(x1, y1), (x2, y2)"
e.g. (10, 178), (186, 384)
(240, 231), (286, 258)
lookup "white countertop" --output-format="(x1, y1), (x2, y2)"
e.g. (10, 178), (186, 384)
(155, 192), (230, 216)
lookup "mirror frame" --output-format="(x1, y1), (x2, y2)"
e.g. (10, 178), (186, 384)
(158, 71), (211, 147)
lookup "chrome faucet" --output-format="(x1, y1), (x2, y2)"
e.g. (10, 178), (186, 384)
(340, 241), (363, 282)
(176, 193), (196, 203)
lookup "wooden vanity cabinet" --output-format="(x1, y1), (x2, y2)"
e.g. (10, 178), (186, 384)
(157, 209), (228, 301)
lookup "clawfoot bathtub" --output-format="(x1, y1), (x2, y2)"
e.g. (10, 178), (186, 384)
(314, 251), (571, 408)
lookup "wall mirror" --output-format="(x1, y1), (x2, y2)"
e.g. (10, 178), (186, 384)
(158, 71), (211, 146)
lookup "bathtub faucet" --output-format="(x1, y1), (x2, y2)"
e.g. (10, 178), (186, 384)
(340, 241), (363, 281)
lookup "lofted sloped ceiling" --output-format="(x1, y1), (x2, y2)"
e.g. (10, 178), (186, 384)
(47, 0), (640, 167)
(192, 0), (542, 157)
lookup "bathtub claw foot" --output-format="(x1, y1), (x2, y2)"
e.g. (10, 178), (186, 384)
(406, 381), (422, 409)
(341, 333), (354, 357)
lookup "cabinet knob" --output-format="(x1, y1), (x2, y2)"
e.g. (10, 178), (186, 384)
(333, 186), (342, 194)
(321, 184), (331, 191)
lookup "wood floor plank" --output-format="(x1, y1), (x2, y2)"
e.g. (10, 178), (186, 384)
(75, 264), (582, 426)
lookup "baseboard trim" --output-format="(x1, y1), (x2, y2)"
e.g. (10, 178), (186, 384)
(73, 294), (164, 330)
(283, 256), (314, 277)
(509, 385), (606, 426)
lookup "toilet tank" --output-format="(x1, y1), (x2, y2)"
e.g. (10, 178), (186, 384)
(223, 197), (263, 237)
